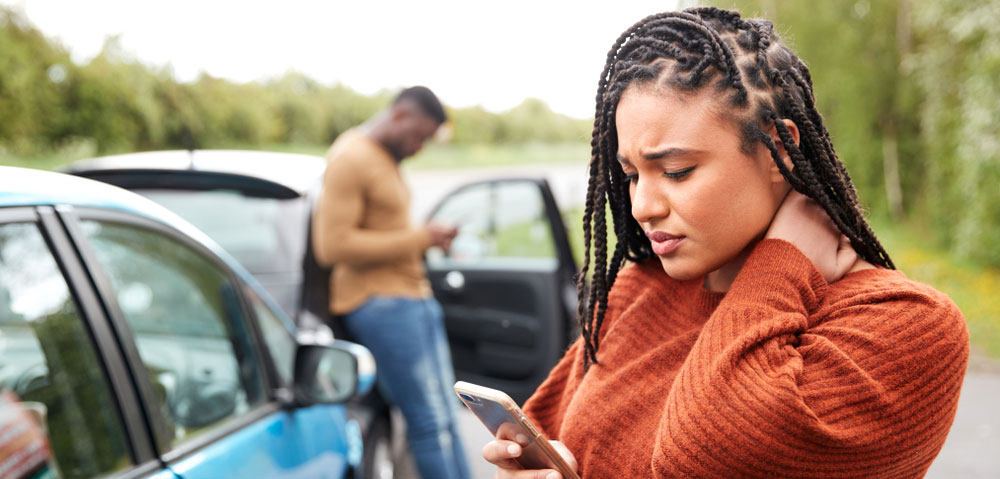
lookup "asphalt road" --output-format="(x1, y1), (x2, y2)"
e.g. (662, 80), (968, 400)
(925, 350), (1000, 478)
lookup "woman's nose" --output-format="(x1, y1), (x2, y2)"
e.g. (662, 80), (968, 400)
(630, 177), (669, 224)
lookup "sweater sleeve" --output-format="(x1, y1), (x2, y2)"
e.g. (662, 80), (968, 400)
(312, 155), (432, 267)
(652, 239), (969, 479)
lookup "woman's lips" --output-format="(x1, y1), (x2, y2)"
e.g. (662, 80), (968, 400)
(646, 231), (685, 255)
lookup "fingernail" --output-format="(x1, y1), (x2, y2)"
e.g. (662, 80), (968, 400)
(546, 472), (559, 479)
(507, 444), (520, 455)
(516, 434), (529, 445)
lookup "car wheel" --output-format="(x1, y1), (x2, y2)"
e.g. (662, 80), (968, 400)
(362, 415), (394, 479)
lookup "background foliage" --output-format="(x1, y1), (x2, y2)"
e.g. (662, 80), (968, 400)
(713, 0), (1000, 268)
(0, 6), (590, 157)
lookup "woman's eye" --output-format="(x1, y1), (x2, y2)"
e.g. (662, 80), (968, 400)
(665, 166), (695, 180)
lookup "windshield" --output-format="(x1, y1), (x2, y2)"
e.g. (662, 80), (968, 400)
(135, 189), (309, 274)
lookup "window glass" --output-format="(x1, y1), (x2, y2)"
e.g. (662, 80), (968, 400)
(244, 286), (295, 385)
(426, 181), (558, 269)
(81, 220), (266, 451)
(0, 222), (129, 478)
(136, 189), (309, 274)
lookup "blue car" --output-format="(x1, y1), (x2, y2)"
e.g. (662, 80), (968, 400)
(0, 166), (375, 479)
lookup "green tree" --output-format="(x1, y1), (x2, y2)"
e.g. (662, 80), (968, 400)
(0, 7), (73, 154)
(910, 0), (1000, 265)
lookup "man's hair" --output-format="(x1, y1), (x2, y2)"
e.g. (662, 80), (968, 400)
(394, 86), (447, 124)
(576, 7), (894, 369)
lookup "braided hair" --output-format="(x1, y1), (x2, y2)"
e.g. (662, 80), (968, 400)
(578, 7), (894, 369)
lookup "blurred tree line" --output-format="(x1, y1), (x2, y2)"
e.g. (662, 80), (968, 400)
(0, 6), (590, 155)
(715, 0), (1000, 267)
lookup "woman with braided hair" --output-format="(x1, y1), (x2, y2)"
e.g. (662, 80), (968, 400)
(481, 7), (968, 479)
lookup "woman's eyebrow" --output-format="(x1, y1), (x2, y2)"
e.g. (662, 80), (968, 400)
(617, 148), (701, 164)
(643, 147), (700, 160)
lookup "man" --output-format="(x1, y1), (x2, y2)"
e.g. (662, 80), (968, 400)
(312, 86), (469, 479)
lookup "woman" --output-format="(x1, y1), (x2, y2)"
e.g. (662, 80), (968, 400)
(483, 7), (968, 479)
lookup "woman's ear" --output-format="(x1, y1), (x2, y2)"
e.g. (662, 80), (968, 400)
(766, 119), (800, 180)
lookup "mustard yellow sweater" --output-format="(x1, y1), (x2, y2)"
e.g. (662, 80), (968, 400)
(312, 129), (433, 314)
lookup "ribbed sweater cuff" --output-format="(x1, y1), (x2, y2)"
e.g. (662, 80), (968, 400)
(725, 238), (828, 315)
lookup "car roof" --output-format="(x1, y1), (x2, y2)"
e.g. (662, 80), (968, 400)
(0, 165), (199, 226)
(64, 150), (327, 196)
(0, 165), (297, 331)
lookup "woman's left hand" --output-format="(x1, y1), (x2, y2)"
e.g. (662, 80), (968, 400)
(764, 190), (859, 283)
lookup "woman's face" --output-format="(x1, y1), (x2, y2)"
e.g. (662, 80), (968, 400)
(615, 86), (789, 289)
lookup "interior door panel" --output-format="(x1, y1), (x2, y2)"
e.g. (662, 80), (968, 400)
(426, 179), (577, 404)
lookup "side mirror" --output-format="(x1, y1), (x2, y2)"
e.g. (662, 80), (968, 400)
(332, 339), (376, 397)
(292, 341), (376, 406)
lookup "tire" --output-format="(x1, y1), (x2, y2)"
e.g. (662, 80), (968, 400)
(361, 415), (394, 479)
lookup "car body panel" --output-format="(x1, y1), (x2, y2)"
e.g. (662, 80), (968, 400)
(164, 406), (355, 479)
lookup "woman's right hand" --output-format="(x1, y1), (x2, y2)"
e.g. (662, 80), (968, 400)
(482, 430), (578, 479)
(764, 190), (861, 283)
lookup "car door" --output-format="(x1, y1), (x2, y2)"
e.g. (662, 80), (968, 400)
(0, 206), (165, 479)
(59, 207), (358, 479)
(424, 178), (578, 404)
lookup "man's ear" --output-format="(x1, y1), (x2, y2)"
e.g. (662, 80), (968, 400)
(389, 104), (408, 124)
(766, 119), (800, 180)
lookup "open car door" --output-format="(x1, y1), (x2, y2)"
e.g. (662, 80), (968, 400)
(425, 178), (578, 404)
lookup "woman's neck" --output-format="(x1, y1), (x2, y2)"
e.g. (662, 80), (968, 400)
(703, 239), (880, 292)
(703, 240), (757, 292)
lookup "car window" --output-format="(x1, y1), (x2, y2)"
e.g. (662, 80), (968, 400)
(0, 222), (129, 478)
(427, 181), (559, 270)
(244, 285), (295, 385)
(135, 189), (309, 275)
(80, 220), (266, 452)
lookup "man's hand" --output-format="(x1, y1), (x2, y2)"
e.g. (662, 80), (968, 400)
(425, 222), (458, 252)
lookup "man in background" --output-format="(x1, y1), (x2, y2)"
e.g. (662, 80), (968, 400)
(312, 86), (469, 479)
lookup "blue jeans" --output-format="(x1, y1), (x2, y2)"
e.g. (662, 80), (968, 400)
(344, 296), (470, 479)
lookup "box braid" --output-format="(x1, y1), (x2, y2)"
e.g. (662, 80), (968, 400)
(578, 7), (894, 369)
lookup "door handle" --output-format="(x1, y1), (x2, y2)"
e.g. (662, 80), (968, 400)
(444, 270), (465, 292)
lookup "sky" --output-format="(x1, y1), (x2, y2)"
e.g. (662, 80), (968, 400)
(2, 0), (695, 119)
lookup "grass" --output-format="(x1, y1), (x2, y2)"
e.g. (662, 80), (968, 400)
(0, 138), (100, 171)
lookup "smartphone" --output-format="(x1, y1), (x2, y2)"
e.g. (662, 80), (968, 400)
(454, 381), (579, 479)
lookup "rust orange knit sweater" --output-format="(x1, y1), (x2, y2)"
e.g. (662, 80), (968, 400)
(523, 239), (968, 478)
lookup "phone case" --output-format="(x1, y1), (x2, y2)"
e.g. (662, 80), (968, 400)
(454, 381), (580, 479)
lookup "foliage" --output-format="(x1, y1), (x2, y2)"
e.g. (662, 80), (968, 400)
(908, 0), (1000, 266)
(0, 6), (590, 164)
(702, 0), (1000, 267)
(0, 8), (72, 154)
